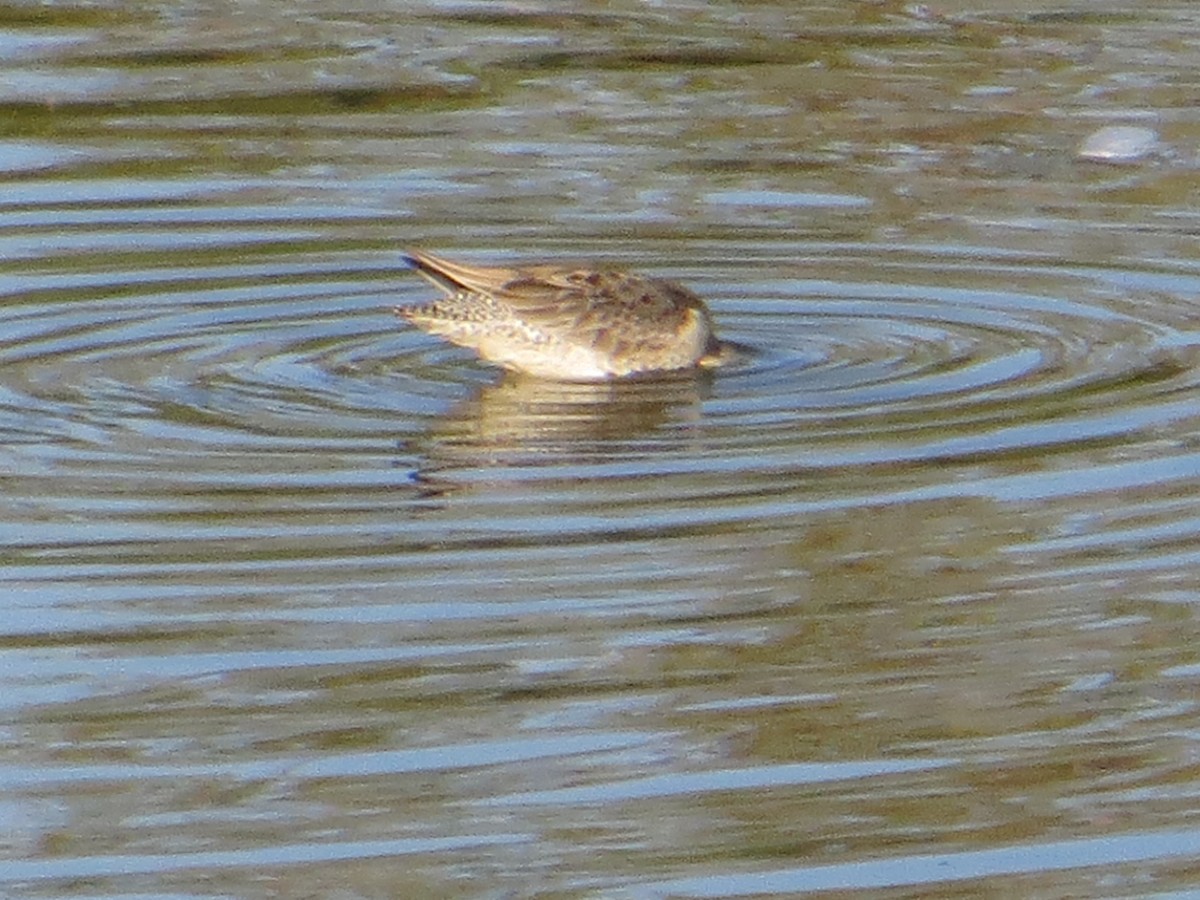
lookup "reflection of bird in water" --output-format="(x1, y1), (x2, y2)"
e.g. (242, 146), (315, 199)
(400, 371), (714, 500)
(395, 249), (728, 380)
(427, 371), (710, 454)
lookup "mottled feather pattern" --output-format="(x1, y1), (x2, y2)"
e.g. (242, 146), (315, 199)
(396, 249), (723, 380)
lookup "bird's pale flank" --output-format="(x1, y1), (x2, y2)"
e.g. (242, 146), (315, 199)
(396, 250), (724, 380)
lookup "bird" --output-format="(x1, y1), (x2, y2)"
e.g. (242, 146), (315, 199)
(395, 249), (725, 380)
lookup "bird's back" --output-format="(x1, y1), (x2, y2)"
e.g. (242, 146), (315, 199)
(397, 250), (721, 379)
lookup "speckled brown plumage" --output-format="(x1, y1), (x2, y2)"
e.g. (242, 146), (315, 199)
(395, 249), (724, 380)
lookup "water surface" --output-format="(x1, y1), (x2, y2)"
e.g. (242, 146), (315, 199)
(4, 2), (1200, 897)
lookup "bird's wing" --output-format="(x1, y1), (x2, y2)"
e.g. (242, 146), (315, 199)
(404, 250), (700, 349)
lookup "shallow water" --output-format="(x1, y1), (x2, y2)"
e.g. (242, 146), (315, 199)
(4, 2), (1200, 897)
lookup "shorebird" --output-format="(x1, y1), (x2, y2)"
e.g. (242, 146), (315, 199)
(395, 250), (724, 380)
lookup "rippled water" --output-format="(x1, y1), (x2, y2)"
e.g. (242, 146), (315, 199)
(5, 2), (1200, 897)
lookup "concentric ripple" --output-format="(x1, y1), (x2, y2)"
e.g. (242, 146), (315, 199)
(6, 2), (1200, 895)
(3, 238), (1197, 555)
(709, 257), (1195, 453)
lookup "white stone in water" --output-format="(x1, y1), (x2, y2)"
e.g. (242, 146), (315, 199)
(1077, 125), (1159, 163)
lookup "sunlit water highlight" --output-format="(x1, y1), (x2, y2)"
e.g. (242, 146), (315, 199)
(4, 2), (1200, 898)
